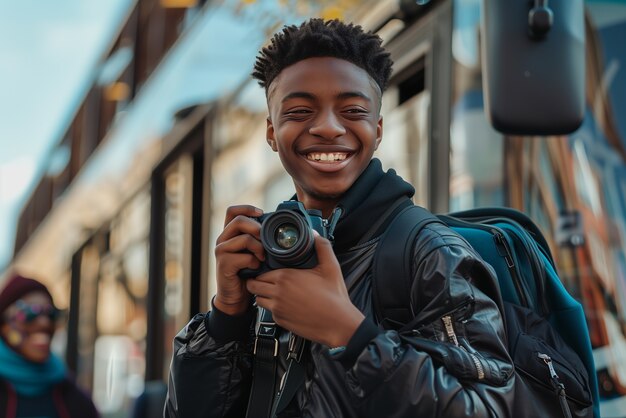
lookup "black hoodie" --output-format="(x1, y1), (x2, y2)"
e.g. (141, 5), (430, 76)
(331, 158), (414, 253)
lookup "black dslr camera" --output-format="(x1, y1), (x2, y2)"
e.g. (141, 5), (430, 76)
(238, 201), (329, 279)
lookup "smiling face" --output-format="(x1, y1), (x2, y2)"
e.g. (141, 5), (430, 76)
(266, 57), (383, 217)
(1, 291), (56, 363)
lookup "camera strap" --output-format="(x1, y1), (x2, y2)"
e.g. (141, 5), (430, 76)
(246, 307), (280, 418)
(325, 206), (343, 243)
(271, 334), (308, 416)
(246, 307), (309, 418)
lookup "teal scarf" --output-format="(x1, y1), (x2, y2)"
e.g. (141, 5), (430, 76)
(0, 338), (66, 396)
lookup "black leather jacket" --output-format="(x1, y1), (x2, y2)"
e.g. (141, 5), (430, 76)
(164, 160), (515, 417)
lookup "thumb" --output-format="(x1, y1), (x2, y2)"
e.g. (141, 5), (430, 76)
(312, 230), (339, 270)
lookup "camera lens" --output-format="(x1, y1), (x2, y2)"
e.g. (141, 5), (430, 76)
(275, 223), (299, 249)
(261, 210), (315, 266)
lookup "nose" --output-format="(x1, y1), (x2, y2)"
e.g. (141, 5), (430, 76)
(308, 110), (346, 140)
(31, 313), (53, 328)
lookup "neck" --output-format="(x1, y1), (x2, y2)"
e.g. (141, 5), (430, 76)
(294, 193), (340, 219)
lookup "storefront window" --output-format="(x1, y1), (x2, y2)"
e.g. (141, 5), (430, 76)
(75, 189), (150, 417)
(161, 155), (198, 378)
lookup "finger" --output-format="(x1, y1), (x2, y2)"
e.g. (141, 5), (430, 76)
(224, 205), (263, 227)
(218, 215), (263, 243)
(216, 252), (263, 277)
(246, 278), (276, 298)
(215, 234), (265, 261)
(251, 268), (287, 285)
(312, 231), (340, 270)
(254, 295), (274, 313)
(254, 297), (288, 328)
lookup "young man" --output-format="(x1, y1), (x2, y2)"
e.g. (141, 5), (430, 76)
(165, 19), (514, 417)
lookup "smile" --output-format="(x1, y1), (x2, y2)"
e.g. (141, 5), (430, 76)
(306, 152), (349, 163)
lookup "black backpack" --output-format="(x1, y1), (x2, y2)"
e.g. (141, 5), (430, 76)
(373, 204), (600, 418)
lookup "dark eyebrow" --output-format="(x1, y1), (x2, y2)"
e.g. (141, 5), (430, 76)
(337, 91), (372, 102)
(280, 91), (372, 103)
(281, 92), (315, 103)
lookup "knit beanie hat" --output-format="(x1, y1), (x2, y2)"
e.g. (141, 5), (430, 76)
(0, 274), (53, 321)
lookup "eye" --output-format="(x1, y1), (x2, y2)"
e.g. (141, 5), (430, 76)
(283, 108), (313, 120)
(342, 107), (369, 117)
(285, 109), (311, 115)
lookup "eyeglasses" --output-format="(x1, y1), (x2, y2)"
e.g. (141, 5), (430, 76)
(10, 300), (61, 323)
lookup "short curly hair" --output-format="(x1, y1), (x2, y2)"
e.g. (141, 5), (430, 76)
(252, 18), (393, 94)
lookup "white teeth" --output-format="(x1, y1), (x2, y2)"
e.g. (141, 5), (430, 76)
(307, 153), (348, 162)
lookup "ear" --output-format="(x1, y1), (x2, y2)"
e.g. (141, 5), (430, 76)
(374, 115), (383, 150)
(266, 117), (277, 152)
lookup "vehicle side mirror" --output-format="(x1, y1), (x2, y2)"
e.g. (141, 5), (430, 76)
(481, 0), (585, 135)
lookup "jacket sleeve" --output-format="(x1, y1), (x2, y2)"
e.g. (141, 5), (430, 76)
(333, 224), (515, 418)
(164, 304), (256, 418)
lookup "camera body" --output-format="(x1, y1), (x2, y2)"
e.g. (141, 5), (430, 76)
(238, 201), (329, 279)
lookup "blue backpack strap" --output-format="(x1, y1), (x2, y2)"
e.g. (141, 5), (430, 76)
(372, 204), (442, 329)
(447, 207), (555, 268)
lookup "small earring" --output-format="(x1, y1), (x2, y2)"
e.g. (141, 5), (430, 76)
(6, 329), (23, 346)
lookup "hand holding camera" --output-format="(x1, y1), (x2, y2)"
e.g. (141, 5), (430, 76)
(214, 201), (328, 316)
(238, 201), (329, 280)
(245, 223), (364, 347)
(214, 204), (266, 316)
(215, 201), (364, 346)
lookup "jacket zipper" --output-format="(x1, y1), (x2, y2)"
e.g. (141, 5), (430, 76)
(442, 315), (485, 380)
(442, 315), (459, 346)
(469, 352), (486, 380)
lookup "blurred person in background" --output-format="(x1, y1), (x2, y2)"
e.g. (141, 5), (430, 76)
(0, 273), (99, 418)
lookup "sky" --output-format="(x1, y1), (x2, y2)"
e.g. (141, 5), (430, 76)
(0, 0), (132, 271)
